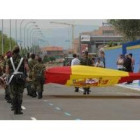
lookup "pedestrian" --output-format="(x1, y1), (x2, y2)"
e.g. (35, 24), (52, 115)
(116, 54), (124, 71)
(71, 54), (80, 92)
(6, 46), (28, 115)
(92, 57), (95, 66)
(95, 58), (104, 68)
(123, 54), (132, 84)
(129, 53), (135, 72)
(31, 57), (45, 99)
(99, 51), (106, 68)
(80, 51), (92, 95)
(28, 54), (37, 97)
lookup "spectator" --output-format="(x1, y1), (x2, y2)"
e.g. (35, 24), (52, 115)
(71, 54), (80, 92)
(99, 51), (106, 68)
(116, 54), (124, 71)
(129, 53), (135, 72)
(92, 57), (95, 66)
(95, 58), (104, 68)
(123, 54), (132, 84)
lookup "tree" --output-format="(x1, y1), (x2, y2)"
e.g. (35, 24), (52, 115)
(0, 31), (16, 55)
(108, 20), (140, 41)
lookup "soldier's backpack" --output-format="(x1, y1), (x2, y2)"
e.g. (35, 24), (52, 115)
(8, 57), (26, 85)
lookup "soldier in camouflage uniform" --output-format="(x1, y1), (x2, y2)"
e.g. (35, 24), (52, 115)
(31, 57), (45, 99)
(4, 52), (12, 103)
(27, 54), (37, 97)
(6, 46), (28, 115)
(80, 51), (92, 95)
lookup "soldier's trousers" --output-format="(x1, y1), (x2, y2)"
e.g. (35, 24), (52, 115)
(9, 84), (24, 112)
(31, 80), (44, 98)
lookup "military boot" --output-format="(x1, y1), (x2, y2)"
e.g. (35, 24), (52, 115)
(14, 99), (18, 115)
(17, 100), (23, 115)
(38, 92), (42, 99)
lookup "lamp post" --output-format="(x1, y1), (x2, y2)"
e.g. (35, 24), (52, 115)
(50, 21), (75, 51)
(27, 25), (38, 48)
(29, 28), (40, 51)
(23, 21), (35, 48)
(15, 19), (17, 44)
(1, 19), (3, 55)
(9, 19), (12, 51)
(20, 19), (25, 48)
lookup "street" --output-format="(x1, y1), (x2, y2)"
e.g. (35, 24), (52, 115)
(0, 84), (140, 120)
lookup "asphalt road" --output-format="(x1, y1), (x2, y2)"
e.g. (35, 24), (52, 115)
(0, 84), (140, 120)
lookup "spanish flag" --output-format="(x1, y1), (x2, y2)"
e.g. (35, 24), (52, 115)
(45, 66), (140, 87)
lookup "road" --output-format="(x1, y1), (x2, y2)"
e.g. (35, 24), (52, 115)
(0, 84), (140, 120)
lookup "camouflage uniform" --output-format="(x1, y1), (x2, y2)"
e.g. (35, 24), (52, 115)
(3, 58), (11, 103)
(31, 62), (45, 99)
(7, 54), (25, 114)
(80, 56), (92, 95)
(27, 59), (37, 97)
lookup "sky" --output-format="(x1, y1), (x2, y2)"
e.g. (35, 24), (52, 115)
(0, 19), (106, 49)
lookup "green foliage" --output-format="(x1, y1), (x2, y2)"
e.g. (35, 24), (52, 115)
(108, 20), (140, 41)
(0, 30), (16, 55)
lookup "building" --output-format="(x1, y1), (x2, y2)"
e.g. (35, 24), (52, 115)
(72, 25), (123, 55)
(40, 46), (63, 58)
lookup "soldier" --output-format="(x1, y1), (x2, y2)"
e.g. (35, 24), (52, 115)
(27, 54), (37, 97)
(6, 46), (28, 115)
(80, 51), (92, 95)
(32, 57), (45, 99)
(4, 51), (12, 103)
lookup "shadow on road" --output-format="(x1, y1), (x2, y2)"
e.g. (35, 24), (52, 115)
(43, 95), (140, 99)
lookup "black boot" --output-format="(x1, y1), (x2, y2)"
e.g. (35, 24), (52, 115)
(86, 88), (90, 95)
(17, 100), (23, 115)
(14, 99), (18, 115)
(75, 87), (79, 92)
(38, 92), (42, 99)
(83, 88), (87, 95)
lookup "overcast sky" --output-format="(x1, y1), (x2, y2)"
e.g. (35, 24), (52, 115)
(0, 19), (106, 48)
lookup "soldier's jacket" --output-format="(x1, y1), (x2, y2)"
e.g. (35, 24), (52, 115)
(7, 54), (25, 74)
(80, 57), (92, 66)
(28, 59), (37, 78)
(0, 59), (4, 76)
(32, 62), (45, 81)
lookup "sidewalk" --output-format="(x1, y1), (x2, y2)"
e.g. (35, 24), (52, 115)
(117, 80), (140, 91)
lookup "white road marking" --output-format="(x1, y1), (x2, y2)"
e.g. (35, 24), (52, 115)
(64, 112), (71, 116)
(49, 103), (54, 106)
(21, 106), (26, 110)
(44, 100), (48, 102)
(55, 107), (61, 110)
(31, 117), (37, 120)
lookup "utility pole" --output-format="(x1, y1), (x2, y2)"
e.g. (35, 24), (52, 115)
(1, 19), (3, 55)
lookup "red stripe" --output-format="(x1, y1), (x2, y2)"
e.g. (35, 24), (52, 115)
(118, 73), (140, 83)
(45, 66), (71, 85)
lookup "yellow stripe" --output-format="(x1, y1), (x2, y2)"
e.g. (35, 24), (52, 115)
(105, 45), (122, 50)
(127, 45), (140, 50)
(66, 66), (129, 87)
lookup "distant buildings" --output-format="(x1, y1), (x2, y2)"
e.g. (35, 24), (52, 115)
(72, 25), (123, 55)
(40, 46), (63, 58)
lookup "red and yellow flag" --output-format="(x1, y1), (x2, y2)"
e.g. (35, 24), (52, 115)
(45, 66), (140, 87)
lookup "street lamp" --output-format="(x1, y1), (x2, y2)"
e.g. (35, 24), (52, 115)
(26, 24), (38, 48)
(9, 19), (12, 51)
(50, 21), (75, 51)
(23, 21), (36, 48)
(29, 28), (40, 49)
(1, 19), (3, 55)
(20, 19), (25, 48)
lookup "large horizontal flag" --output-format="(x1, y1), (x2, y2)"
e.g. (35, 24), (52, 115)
(45, 66), (140, 87)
